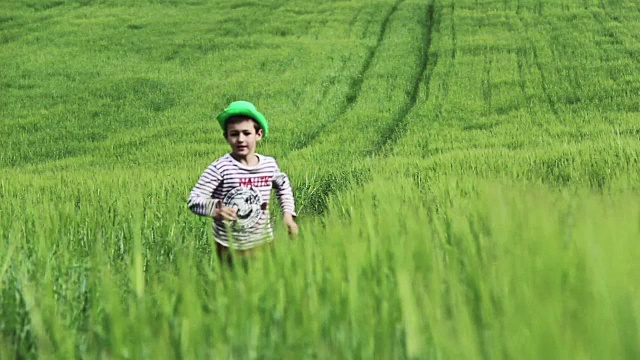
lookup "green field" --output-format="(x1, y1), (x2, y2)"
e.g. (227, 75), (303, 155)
(1, 0), (639, 358)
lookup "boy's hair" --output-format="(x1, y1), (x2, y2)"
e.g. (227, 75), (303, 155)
(223, 115), (263, 137)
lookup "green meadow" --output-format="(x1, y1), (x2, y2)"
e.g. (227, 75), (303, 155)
(1, 0), (639, 358)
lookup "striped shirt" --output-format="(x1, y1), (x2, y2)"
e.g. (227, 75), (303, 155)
(187, 153), (296, 250)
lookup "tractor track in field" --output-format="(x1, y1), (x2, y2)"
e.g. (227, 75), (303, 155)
(534, 0), (545, 16)
(281, 0), (404, 216)
(509, 10), (532, 113)
(450, 1), (457, 62)
(290, 0), (404, 152)
(530, 40), (559, 118)
(482, 53), (493, 114)
(375, 0), (440, 155)
(516, 12), (560, 119)
(515, 47), (532, 113)
(427, 0), (455, 138)
(518, 0), (560, 120)
(286, 0), (440, 216)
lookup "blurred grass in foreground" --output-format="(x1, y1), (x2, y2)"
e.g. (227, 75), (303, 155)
(1, 174), (639, 359)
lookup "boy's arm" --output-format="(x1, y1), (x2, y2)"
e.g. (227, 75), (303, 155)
(187, 164), (222, 217)
(272, 166), (297, 217)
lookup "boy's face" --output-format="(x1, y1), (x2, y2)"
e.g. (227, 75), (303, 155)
(225, 119), (263, 157)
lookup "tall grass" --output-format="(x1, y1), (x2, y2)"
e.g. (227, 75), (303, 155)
(2, 0), (640, 358)
(1, 174), (639, 358)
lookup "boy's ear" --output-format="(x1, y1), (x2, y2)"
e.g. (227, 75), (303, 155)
(256, 128), (264, 140)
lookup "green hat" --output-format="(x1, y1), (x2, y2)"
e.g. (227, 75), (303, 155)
(216, 100), (269, 138)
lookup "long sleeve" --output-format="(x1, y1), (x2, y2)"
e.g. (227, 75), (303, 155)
(188, 163), (222, 217)
(272, 166), (297, 217)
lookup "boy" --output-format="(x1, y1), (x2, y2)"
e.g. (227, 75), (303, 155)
(187, 100), (298, 263)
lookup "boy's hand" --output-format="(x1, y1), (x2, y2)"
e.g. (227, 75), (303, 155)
(283, 213), (299, 237)
(213, 206), (237, 221)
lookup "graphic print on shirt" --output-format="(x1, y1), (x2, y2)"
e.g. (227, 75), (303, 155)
(239, 176), (271, 187)
(222, 185), (265, 231)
